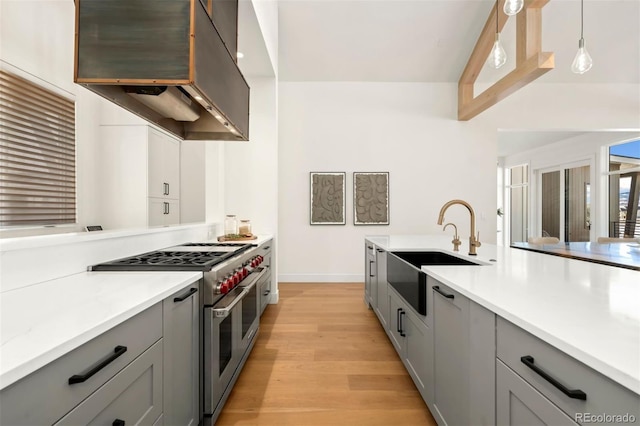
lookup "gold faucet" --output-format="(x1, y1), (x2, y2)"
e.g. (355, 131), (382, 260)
(437, 199), (481, 256)
(443, 223), (462, 252)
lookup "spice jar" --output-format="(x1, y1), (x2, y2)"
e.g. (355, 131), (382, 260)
(239, 220), (252, 236)
(224, 215), (238, 236)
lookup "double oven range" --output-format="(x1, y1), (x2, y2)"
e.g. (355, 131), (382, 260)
(91, 241), (271, 423)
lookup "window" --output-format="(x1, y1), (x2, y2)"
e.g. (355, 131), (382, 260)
(607, 139), (640, 238)
(0, 69), (76, 228)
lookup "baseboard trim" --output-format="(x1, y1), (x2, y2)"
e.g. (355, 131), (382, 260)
(278, 274), (364, 283)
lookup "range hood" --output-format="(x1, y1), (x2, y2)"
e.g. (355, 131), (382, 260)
(74, 0), (249, 141)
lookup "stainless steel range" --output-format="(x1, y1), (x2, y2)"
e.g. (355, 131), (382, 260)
(91, 241), (270, 424)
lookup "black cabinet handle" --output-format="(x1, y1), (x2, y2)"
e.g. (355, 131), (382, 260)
(367, 245), (373, 249)
(399, 310), (406, 337)
(173, 287), (197, 303)
(113, 420), (125, 426)
(433, 286), (454, 299)
(163, 182), (169, 195)
(263, 289), (271, 296)
(520, 355), (587, 400)
(166, 202), (170, 215)
(376, 249), (384, 253)
(68, 346), (127, 385)
(397, 308), (402, 334)
(369, 260), (375, 277)
(264, 246), (271, 250)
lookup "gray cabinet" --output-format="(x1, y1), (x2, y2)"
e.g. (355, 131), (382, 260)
(364, 243), (377, 307)
(0, 304), (162, 425)
(0, 279), (205, 426)
(55, 340), (164, 426)
(374, 248), (389, 328)
(497, 317), (640, 426)
(163, 283), (201, 426)
(388, 289), (434, 404)
(430, 278), (495, 426)
(258, 240), (273, 315)
(497, 359), (579, 426)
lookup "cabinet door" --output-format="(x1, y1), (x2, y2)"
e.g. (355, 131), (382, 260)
(148, 198), (167, 227)
(364, 243), (374, 306)
(375, 248), (389, 328)
(163, 284), (200, 426)
(432, 282), (470, 426)
(148, 128), (166, 199)
(55, 340), (163, 426)
(163, 135), (180, 200)
(387, 291), (404, 354)
(403, 307), (433, 405)
(165, 199), (180, 225)
(497, 360), (579, 426)
(148, 128), (180, 200)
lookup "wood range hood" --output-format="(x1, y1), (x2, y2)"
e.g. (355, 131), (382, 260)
(74, 0), (249, 141)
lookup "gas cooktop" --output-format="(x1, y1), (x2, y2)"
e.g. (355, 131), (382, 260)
(90, 242), (253, 271)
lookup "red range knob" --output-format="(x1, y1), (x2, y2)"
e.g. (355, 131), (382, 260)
(234, 272), (242, 283)
(225, 278), (234, 289)
(251, 259), (257, 267)
(219, 282), (229, 294)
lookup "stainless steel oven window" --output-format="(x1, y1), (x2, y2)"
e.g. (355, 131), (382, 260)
(241, 285), (257, 340)
(219, 314), (233, 375)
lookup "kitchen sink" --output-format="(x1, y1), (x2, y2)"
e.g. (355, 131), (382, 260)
(386, 250), (486, 316)
(390, 251), (483, 268)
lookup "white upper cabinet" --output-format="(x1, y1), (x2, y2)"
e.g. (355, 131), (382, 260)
(96, 125), (182, 229)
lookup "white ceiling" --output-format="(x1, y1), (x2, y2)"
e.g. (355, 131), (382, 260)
(277, 0), (640, 83)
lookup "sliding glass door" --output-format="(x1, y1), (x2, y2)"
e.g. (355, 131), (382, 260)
(540, 165), (591, 242)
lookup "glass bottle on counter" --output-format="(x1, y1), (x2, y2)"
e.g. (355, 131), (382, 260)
(239, 220), (252, 236)
(224, 215), (238, 236)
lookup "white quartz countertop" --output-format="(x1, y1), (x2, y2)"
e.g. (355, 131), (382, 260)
(366, 235), (640, 396)
(0, 270), (202, 390)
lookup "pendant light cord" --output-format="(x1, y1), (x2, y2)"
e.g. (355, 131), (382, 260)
(580, 0), (584, 40)
(496, 0), (499, 34)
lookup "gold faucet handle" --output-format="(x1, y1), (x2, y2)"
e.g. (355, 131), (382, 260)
(475, 231), (482, 247)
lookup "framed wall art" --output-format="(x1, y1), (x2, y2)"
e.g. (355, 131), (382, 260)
(310, 172), (346, 225)
(354, 172), (389, 225)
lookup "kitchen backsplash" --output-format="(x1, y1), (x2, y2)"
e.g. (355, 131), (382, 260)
(0, 223), (218, 292)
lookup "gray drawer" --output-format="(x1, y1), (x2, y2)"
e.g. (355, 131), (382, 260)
(55, 339), (163, 426)
(497, 317), (640, 425)
(0, 303), (162, 425)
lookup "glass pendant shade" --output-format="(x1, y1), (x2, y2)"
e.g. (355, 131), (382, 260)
(503, 0), (524, 16)
(488, 34), (507, 69)
(571, 38), (593, 74)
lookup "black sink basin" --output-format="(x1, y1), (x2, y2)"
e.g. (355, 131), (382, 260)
(391, 251), (480, 268)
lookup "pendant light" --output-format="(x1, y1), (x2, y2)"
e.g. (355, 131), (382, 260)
(571, 0), (593, 74)
(503, 0), (523, 16)
(488, 0), (507, 69)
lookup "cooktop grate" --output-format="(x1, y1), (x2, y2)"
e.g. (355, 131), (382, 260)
(90, 243), (253, 271)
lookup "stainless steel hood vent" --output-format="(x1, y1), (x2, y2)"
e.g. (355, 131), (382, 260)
(74, 0), (249, 141)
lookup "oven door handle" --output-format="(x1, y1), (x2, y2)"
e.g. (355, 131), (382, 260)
(212, 289), (247, 318)
(212, 267), (268, 318)
(242, 266), (269, 290)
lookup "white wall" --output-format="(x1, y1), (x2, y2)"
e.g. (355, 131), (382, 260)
(277, 82), (640, 282)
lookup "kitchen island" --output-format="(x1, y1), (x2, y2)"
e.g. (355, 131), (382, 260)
(365, 235), (639, 426)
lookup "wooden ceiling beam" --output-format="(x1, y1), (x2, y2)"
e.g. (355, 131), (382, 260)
(458, 0), (554, 121)
(458, 52), (554, 121)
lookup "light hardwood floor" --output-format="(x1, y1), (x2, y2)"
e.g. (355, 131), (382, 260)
(216, 283), (437, 425)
